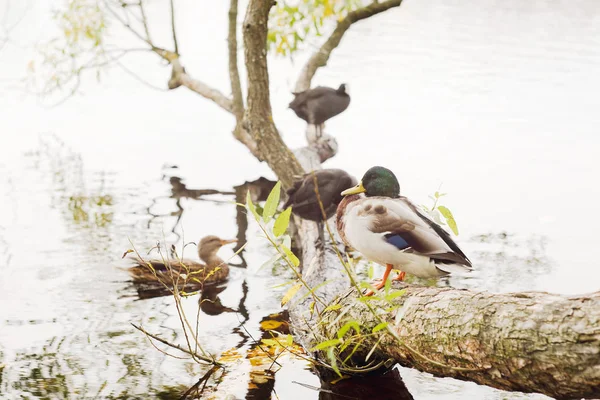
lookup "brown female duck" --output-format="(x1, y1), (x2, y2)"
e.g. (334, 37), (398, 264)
(127, 235), (237, 290)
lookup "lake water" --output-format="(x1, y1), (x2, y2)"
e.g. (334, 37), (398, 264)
(1, 0), (599, 398)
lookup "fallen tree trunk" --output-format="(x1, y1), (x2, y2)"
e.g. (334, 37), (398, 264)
(285, 191), (600, 400)
(288, 217), (600, 399)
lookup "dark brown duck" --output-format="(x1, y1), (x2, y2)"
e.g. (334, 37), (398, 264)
(283, 168), (357, 222)
(289, 84), (351, 137)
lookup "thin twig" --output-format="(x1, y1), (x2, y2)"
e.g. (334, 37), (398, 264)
(179, 365), (219, 400)
(179, 365), (220, 400)
(102, 0), (152, 46)
(138, 0), (152, 42)
(131, 323), (219, 365)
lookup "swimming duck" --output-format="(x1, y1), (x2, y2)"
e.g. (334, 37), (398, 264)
(127, 235), (237, 291)
(336, 166), (472, 295)
(289, 84), (351, 138)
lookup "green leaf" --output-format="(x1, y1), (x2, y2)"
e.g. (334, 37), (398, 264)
(255, 204), (264, 217)
(281, 244), (300, 267)
(384, 289), (406, 302)
(337, 321), (361, 340)
(270, 279), (296, 289)
(311, 338), (341, 351)
(384, 276), (391, 293)
(263, 181), (281, 222)
(328, 347), (342, 377)
(273, 206), (292, 237)
(323, 304), (342, 313)
(246, 190), (260, 221)
(339, 339), (351, 353)
(372, 322), (388, 333)
(281, 282), (302, 306)
(358, 296), (381, 302)
(259, 254), (282, 271)
(358, 281), (374, 290)
(437, 205), (459, 235)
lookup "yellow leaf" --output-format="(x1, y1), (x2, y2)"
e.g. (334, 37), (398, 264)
(260, 320), (284, 330)
(281, 282), (302, 306)
(437, 206), (459, 235)
(121, 249), (134, 259)
(281, 244), (300, 267)
(218, 348), (243, 363)
(273, 207), (292, 237)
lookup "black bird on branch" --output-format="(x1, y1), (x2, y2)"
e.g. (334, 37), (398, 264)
(283, 168), (357, 247)
(288, 84), (351, 138)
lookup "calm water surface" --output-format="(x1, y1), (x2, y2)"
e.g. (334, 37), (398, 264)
(1, 0), (600, 398)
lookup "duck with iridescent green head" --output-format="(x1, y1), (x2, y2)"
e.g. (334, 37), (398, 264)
(336, 166), (472, 295)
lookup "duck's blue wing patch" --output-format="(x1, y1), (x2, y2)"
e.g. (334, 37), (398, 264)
(384, 233), (410, 250)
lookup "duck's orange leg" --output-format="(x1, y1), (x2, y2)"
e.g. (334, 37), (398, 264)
(392, 271), (406, 281)
(364, 264), (393, 296)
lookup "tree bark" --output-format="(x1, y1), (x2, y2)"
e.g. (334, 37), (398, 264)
(301, 282), (600, 399)
(242, 0), (304, 187)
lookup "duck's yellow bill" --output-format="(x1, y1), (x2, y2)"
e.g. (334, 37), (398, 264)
(220, 239), (238, 245)
(341, 181), (366, 196)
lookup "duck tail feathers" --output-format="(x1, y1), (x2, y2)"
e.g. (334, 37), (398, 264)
(435, 263), (473, 274)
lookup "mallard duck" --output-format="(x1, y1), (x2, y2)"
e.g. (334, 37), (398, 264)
(127, 235), (237, 291)
(336, 166), (472, 295)
(289, 84), (351, 138)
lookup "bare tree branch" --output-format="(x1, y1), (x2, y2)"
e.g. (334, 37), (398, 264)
(294, 0), (403, 92)
(169, 0), (179, 54)
(228, 0), (244, 119)
(101, 3), (236, 114)
(226, 0), (262, 160)
(171, 58), (234, 113)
